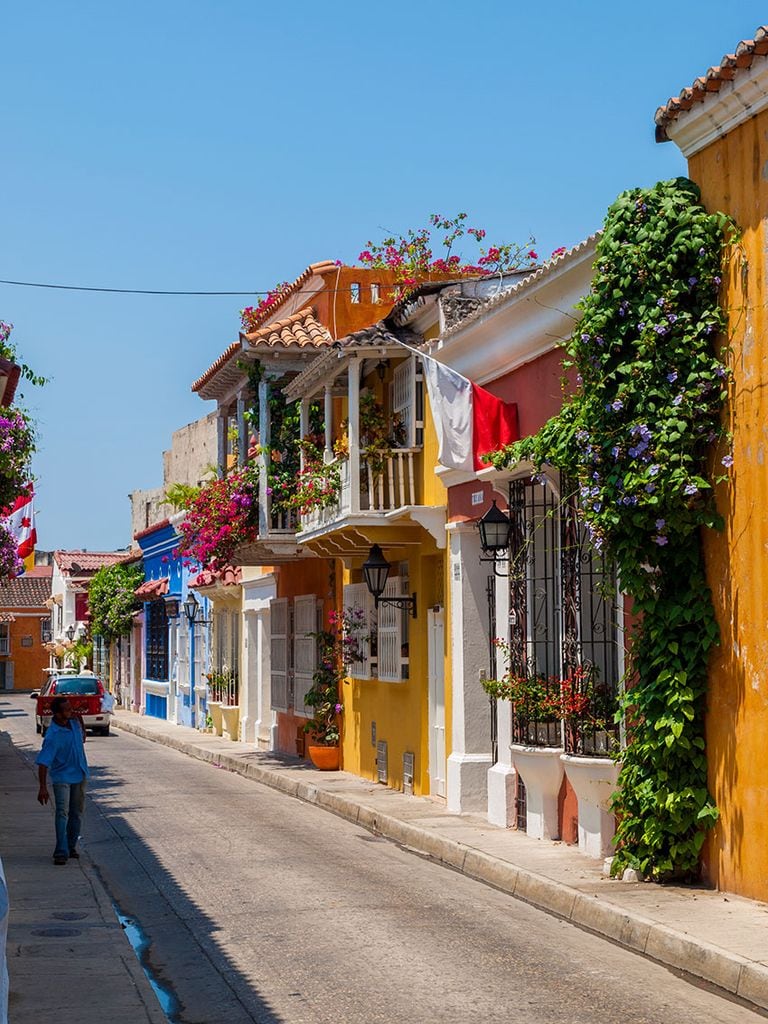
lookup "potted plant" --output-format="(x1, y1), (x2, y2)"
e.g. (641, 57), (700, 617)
(304, 608), (365, 770)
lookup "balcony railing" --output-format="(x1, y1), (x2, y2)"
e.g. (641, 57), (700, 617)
(302, 448), (420, 533)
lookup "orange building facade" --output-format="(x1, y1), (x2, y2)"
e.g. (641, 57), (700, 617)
(0, 569), (53, 692)
(657, 26), (768, 899)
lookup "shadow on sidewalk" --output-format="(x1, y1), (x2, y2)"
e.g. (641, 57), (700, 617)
(3, 725), (287, 1024)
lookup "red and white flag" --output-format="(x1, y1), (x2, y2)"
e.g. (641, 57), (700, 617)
(4, 491), (37, 565)
(421, 355), (519, 473)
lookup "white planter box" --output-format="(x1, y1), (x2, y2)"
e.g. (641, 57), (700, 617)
(510, 745), (564, 840)
(561, 754), (621, 858)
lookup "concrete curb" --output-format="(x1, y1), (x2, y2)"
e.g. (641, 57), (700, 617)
(113, 715), (768, 1013)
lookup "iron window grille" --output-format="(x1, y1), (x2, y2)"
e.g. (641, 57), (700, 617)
(145, 600), (169, 681)
(506, 478), (621, 754)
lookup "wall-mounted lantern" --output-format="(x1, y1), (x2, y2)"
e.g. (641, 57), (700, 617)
(362, 544), (417, 619)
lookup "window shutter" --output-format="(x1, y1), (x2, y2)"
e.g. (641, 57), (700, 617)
(393, 357), (416, 447)
(269, 597), (289, 712)
(377, 576), (403, 682)
(343, 583), (373, 679)
(293, 595), (318, 718)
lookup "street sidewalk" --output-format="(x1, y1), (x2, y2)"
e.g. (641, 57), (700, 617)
(0, 732), (166, 1024)
(114, 709), (768, 1013)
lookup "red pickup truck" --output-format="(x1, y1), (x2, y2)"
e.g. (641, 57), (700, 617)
(30, 672), (111, 736)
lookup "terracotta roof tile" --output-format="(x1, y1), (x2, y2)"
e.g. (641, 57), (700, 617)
(191, 565), (241, 588)
(191, 260), (341, 394)
(54, 551), (127, 574)
(656, 26), (768, 138)
(0, 574), (52, 608)
(135, 577), (169, 600)
(242, 307), (333, 350)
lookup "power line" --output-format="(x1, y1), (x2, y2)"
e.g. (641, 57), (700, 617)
(0, 278), (273, 296)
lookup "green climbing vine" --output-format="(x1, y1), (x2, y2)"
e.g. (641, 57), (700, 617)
(488, 178), (738, 880)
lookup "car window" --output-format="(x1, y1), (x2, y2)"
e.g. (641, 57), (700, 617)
(55, 678), (99, 695)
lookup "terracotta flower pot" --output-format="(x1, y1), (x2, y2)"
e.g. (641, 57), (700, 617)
(307, 744), (340, 771)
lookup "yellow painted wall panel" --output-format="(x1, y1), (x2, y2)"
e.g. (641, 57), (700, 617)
(688, 107), (768, 899)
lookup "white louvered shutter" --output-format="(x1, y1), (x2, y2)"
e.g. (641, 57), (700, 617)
(377, 576), (403, 682)
(343, 582), (373, 679)
(293, 595), (318, 718)
(393, 357), (416, 447)
(269, 598), (289, 711)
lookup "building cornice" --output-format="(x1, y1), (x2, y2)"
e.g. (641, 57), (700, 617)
(662, 54), (768, 157)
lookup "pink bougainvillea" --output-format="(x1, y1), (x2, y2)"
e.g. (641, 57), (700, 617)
(177, 467), (259, 569)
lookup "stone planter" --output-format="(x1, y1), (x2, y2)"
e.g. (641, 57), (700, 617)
(221, 704), (241, 741)
(561, 754), (621, 858)
(510, 745), (564, 840)
(207, 701), (223, 736)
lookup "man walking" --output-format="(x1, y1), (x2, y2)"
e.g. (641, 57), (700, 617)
(35, 696), (89, 865)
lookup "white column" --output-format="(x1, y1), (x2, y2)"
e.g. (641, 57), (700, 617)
(236, 392), (247, 468)
(487, 569), (517, 826)
(299, 399), (310, 471)
(446, 523), (493, 813)
(216, 410), (227, 478)
(324, 384), (333, 464)
(258, 378), (270, 535)
(348, 357), (360, 514)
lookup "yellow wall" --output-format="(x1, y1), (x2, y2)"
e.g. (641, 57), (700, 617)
(688, 107), (768, 899)
(341, 548), (444, 794)
(338, 350), (448, 794)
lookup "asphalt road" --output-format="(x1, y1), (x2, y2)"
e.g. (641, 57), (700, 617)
(2, 695), (764, 1024)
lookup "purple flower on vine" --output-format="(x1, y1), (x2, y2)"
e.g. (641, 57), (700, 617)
(722, 454), (734, 468)
(667, 314), (677, 324)
(611, 446), (619, 459)
(688, 276), (698, 287)
(673, 394), (683, 406)
(654, 535), (669, 546)
(714, 365), (726, 378)
(611, 399), (623, 412)
(657, 298), (665, 308)
(655, 518), (666, 530)
(684, 483), (698, 496)
(667, 371), (678, 383)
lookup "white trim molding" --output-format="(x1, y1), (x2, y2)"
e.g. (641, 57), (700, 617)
(663, 57), (768, 158)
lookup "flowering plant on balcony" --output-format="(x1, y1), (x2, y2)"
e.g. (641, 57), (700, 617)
(177, 465), (259, 569)
(0, 409), (36, 513)
(0, 524), (22, 580)
(280, 434), (341, 516)
(304, 608), (366, 745)
(205, 668), (239, 706)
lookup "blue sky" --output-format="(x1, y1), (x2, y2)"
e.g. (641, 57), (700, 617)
(2, 2), (765, 550)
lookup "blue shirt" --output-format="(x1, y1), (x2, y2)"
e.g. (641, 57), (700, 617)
(36, 720), (89, 784)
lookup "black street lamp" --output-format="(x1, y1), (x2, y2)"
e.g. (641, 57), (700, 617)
(362, 544), (417, 618)
(65, 624), (76, 642)
(477, 500), (512, 576)
(184, 593), (200, 626)
(183, 592), (211, 626)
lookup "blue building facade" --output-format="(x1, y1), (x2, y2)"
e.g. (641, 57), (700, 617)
(136, 517), (211, 727)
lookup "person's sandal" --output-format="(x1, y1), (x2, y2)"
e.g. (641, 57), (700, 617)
(68, 850), (79, 859)
(53, 856), (67, 865)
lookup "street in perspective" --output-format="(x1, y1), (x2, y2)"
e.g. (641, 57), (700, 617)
(4, 6), (768, 1023)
